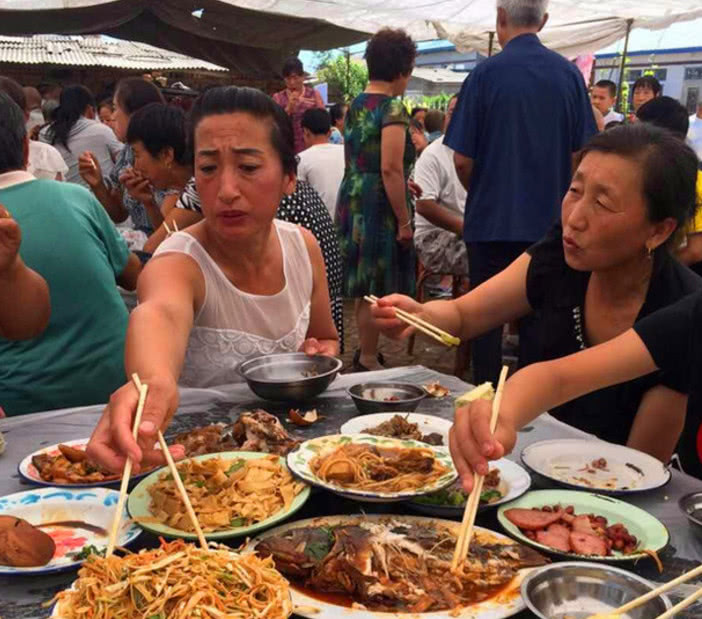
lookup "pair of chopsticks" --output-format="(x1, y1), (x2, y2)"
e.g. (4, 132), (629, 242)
(600, 563), (702, 619)
(364, 295), (460, 347)
(163, 219), (180, 237)
(451, 365), (508, 571)
(105, 373), (207, 556)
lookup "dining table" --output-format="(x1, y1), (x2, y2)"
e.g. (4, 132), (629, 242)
(1, 364), (701, 618)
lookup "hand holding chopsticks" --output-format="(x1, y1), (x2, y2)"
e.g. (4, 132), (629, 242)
(364, 295), (460, 347)
(451, 366), (509, 571)
(105, 373), (207, 556)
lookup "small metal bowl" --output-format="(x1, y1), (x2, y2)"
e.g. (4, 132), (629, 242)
(679, 491), (702, 534)
(347, 382), (426, 414)
(237, 353), (342, 402)
(522, 562), (671, 619)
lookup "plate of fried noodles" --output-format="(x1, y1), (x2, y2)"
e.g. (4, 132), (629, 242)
(287, 434), (457, 502)
(127, 452), (310, 540)
(50, 539), (293, 618)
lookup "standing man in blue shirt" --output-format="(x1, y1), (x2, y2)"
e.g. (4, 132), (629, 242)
(445, 0), (597, 385)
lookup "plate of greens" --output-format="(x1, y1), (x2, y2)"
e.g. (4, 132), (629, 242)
(407, 458), (531, 517)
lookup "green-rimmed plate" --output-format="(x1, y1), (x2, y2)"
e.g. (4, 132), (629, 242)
(127, 451), (310, 540)
(497, 489), (669, 562)
(286, 433), (457, 503)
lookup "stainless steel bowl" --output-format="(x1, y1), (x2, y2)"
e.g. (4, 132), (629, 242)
(237, 353), (342, 401)
(679, 491), (702, 534)
(347, 382), (426, 414)
(522, 562), (671, 619)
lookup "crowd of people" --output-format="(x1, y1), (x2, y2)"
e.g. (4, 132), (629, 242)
(1, 0), (702, 483)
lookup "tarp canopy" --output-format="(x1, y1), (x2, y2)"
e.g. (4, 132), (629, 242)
(0, 0), (368, 76)
(236, 0), (702, 58)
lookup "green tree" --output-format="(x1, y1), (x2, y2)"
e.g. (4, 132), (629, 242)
(317, 52), (368, 103)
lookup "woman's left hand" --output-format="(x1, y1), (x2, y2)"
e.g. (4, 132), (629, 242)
(396, 224), (413, 247)
(120, 168), (154, 206)
(300, 337), (337, 356)
(408, 179), (423, 199)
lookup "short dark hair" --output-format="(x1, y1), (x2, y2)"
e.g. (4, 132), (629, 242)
(604, 120), (624, 131)
(594, 79), (617, 98)
(127, 103), (188, 165)
(365, 28), (416, 82)
(329, 103), (346, 126)
(189, 86), (296, 175)
(301, 108), (331, 135)
(410, 118), (423, 132)
(411, 107), (427, 117)
(281, 56), (304, 78)
(580, 123), (698, 237)
(0, 92), (27, 173)
(633, 75), (662, 96)
(0, 76), (27, 112)
(636, 96), (689, 139)
(114, 77), (164, 116)
(424, 109), (445, 133)
(37, 82), (60, 98)
(98, 98), (113, 112)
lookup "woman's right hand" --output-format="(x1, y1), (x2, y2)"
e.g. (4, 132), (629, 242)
(396, 224), (413, 247)
(86, 374), (184, 474)
(370, 294), (424, 340)
(78, 151), (102, 188)
(0, 205), (20, 275)
(449, 399), (518, 493)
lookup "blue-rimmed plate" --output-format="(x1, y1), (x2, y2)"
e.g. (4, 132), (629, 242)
(287, 433), (457, 503)
(0, 486), (141, 575)
(18, 439), (155, 488)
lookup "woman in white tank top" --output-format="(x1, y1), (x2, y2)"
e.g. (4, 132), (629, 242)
(87, 87), (339, 472)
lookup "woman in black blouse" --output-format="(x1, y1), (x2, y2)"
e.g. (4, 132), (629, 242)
(373, 124), (701, 464)
(449, 290), (702, 488)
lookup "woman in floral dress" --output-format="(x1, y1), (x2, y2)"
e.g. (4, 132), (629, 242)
(336, 28), (417, 371)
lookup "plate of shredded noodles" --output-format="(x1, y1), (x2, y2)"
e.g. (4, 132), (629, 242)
(50, 538), (293, 618)
(127, 452), (310, 540)
(287, 434), (457, 503)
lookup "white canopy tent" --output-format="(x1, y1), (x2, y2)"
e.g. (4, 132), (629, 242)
(0, 1), (700, 72)
(235, 0), (702, 58)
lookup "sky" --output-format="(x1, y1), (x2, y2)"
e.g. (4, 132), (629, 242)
(299, 17), (702, 71)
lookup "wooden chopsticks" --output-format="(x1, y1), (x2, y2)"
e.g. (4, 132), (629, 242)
(599, 563), (702, 619)
(163, 220), (179, 237)
(655, 586), (702, 619)
(451, 365), (508, 571)
(105, 375), (148, 557)
(105, 373), (208, 557)
(364, 295), (460, 347)
(131, 374), (207, 550)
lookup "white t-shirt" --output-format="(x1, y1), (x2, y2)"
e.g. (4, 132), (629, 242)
(603, 110), (624, 125)
(413, 136), (467, 239)
(688, 113), (702, 160)
(27, 140), (69, 181)
(297, 143), (345, 219)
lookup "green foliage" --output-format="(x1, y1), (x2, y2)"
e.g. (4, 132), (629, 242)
(404, 93), (454, 112)
(317, 53), (368, 103)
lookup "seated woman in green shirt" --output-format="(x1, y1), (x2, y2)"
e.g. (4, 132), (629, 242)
(0, 91), (141, 416)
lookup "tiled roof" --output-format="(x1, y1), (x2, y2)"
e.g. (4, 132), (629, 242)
(0, 35), (227, 72)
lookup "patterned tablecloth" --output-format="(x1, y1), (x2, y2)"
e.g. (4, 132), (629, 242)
(1, 365), (700, 618)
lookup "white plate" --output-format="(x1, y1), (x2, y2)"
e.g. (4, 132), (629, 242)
(18, 439), (154, 488)
(408, 458), (532, 517)
(340, 412), (453, 446)
(521, 439), (671, 494)
(0, 487), (141, 575)
(287, 434), (457, 503)
(249, 514), (535, 619)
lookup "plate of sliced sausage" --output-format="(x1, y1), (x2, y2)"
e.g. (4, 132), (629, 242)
(497, 489), (668, 564)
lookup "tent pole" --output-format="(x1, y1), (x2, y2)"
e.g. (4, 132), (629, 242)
(616, 18), (634, 113)
(488, 31), (495, 57)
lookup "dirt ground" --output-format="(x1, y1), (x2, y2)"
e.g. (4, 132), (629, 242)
(338, 299), (470, 379)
